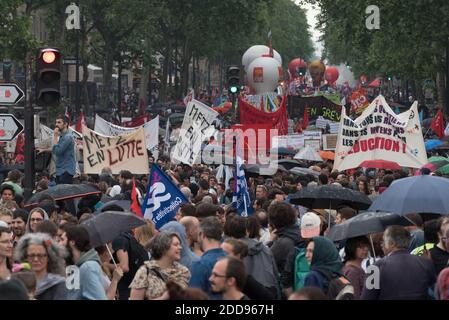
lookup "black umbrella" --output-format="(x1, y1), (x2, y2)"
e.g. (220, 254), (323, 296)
(328, 211), (413, 242)
(272, 159), (304, 170)
(96, 200), (131, 213)
(244, 164), (287, 177)
(270, 147), (297, 156)
(25, 184), (101, 207)
(81, 211), (146, 247)
(289, 185), (372, 210)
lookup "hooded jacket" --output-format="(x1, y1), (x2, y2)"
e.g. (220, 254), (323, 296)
(270, 224), (301, 273)
(25, 208), (49, 233)
(67, 249), (107, 300)
(35, 273), (67, 300)
(160, 221), (200, 270)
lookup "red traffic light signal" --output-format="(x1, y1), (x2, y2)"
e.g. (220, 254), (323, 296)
(36, 48), (62, 106)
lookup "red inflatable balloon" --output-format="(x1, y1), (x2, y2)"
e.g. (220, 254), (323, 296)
(288, 58), (307, 78)
(325, 66), (339, 84)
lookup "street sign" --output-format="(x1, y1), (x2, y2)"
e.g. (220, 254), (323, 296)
(0, 84), (24, 105)
(0, 114), (24, 141)
(63, 58), (81, 65)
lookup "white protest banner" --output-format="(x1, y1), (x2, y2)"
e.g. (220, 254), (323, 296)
(334, 95), (427, 171)
(172, 99), (219, 165)
(82, 125), (149, 175)
(94, 114), (159, 150)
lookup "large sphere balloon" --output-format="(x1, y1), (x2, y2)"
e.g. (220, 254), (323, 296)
(325, 66), (339, 84)
(242, 45), (282, 72)
(309, 60), (326, 87)
(247, 57), (280, 94)
(288, 58), (307, 78)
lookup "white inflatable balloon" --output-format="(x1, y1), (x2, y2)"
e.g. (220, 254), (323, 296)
(242, 45), (282, 72)
(247, 57), (280, 94)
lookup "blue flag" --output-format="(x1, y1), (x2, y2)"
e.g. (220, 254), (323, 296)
(142, 164), (188, 229)
(232, 139), (253, 217)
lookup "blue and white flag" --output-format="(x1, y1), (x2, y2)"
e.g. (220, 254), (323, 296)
(232, 138), (253, 217)
(142, 164), (188, 229)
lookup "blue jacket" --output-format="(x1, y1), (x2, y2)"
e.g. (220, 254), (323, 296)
(53, 130), (76, 176)
(189, 247), (226, 297)
(67, 249), (107, 300)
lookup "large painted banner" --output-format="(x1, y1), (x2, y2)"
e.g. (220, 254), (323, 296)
(172, 99), (219, 165)
(94, 114), (159, 150)
(82, 125), (149, 174)
(288, 95), (342, 122)
(334, 95), (427, 171)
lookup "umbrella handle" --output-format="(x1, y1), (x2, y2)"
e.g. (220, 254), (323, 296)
(106, 244), (118, 268)
(369, 234), (377, 260)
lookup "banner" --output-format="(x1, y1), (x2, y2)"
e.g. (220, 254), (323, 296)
(142, 164), (188, 229)
(350, 89), (370, 115)
(82, 125), (149, 175)
(94, 114), (159, 150)
(271, 131), (321, 150)
(239, 95), (288, 135)
(323, 134), (338, 150)
(172, 99), (219, 165)
(232, 138), (253, 217)
(288, 95), (342, 122)
(122, 114), (150, 127)
(334, 95), (427, 171)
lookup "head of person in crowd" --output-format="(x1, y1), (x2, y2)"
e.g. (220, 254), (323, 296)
(35, 220), (58, 239)
(11, 270), (37, 300)
(0, 225), (13, 274)
(195, 203), (220, 220)
(38, 200), (58, 223)
(246, 215), (262, 240)
(255, 209), (269, 229)
(26, 207), (49, 233)
(300, 212), (322, 239)
(289, 287), (328, 300)
(134, 219), (157, 251)
(335, 207), (357, 225)
(165, 280), (208, 300)
(6, 169), (22, 184)
(343, 236), (370, 263)
(423, 219), (440, 245)
(64, 225), (92, 265)
(2, 200), (19, 212)
(436, 217), (449, 251)
(1, 185), (15, 203)
(382, 225), (411, 256)
(221, 238), (248, 260)
(405, 213), (423, 231)
(118, 170), (133, 186)
(180, 216), (200, 248)
(318, 174), (329, 186)
(0, 207), (13, 228)
(223, 215), (246, 239)
(268, 202), (297, 232)
(12, 209), (28, 240)
(268, 188), (286, 203)
(180, 187), (192, 202)
(55, 114), (70, 133)
(198, 216), (223, 252)
(357, 177), (370, 195)
(305, 236), (342, 277)
(58, 212), (78, 226)
(255, 184), (268, 201)
(149, 231), (183, 266)
(0, 278), (29, 300)
(209, 256), (247, 300)
(14, 232), (66, 279)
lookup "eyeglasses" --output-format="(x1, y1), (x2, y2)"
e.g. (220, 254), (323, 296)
(211, 272), (227, 278)
(27, 253), (48, 260)
(30, 218), (43, 222)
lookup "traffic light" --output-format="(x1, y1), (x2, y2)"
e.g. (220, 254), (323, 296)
(36, 48), (62, 106)
(227, 66), (240, 95)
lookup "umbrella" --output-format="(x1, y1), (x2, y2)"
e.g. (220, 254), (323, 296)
(81, 211), (146, 247)
(319, 151), (335, 161)
(369, 175), (449, 215)
(359, 160), (402, 170)
(422, 160), (449, 173)
(425, 140), (443, 151)
(328, 211), (413, 242)
(294, 146), (323, 162)
(269, 147), (297, 156)
(96, 200), (131, 213)
(290, 167), (320, 177)
(428, 156), (449, 163)
(289, 185), (372, 210)
(271, 159), (304, 170)
(244, 164), (287, 177)
(26, 184), (101, 207)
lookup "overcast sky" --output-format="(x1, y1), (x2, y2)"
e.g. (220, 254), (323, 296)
(295, 0), (323, 58)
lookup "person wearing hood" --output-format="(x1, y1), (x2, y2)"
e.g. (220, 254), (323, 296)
(267, 203), (302, 273)
(26, 207), (49, 234)
(14, 232), (67, 300)
(304, 236), (343, 294)
(160, 221), (199, 270)
(64, 225), (107, 300)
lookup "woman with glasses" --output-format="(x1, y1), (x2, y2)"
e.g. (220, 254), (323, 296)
(26, 207), (49, 233)
(0, 225), (13, 280)
(14, 232), (67, 300)
(129, 231), (191, 300)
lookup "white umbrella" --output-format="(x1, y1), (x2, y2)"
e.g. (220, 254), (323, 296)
(294, 146), (323, 162)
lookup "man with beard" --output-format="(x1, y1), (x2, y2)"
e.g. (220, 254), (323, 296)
(11, 209), (28, 246)
(51, 115), (76, 184)
(65, 225), (107, 300)
(209, 256), (249, 300)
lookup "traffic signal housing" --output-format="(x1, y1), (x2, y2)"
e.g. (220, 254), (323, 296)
(36, 48), (62, 106)
(227, 66), (240, 95)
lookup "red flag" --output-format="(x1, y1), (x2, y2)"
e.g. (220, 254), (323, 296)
(302, 107), (309, 130)
(130, 178), (143, 217)
(65, 106), (71, 125)
(75, 110), (86, 133)
(431, 110), (445, 139)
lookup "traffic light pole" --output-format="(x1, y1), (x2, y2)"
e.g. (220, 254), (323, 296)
(75, 19), (80, 115)
(24, 53), (35, 201)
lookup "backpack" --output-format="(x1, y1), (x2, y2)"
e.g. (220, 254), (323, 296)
(123, 233), (149, 270)
(293, 247), (310, 291)
(325, 275), (355, 300)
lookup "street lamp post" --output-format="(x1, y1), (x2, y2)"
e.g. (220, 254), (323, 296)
(66, 2), (81, 114)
